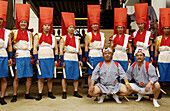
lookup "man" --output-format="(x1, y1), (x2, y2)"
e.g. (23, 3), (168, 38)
(60, 12), (83, 99)
(33, 7), (58, 101)
(131, 0), (158, 38)
(85, 5), (105, 97)
(0, 1), (13, 105)
(110, 8), (132, 72)
(11, 3), (34, 102)
(154, 8), (170, 82)
(88, 48), (132, 103)
(130, 3), (154, 63)
(127, 49), (161, 107)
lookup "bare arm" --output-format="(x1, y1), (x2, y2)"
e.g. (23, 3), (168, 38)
(150, 40), (153, 52)
(59, 38), (64, 56)
(78, 39), (82, 55)
(8, 33), (13, 52)
(85, 34), (89, 52)
(154, 37), (158, 57)
(128, 42), (132, 54)
(30, 33), (33, 50)
(33, 34), (39, 55)
(54, 37), (58, 55)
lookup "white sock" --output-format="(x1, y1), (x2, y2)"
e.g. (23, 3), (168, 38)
(98, 94), (106, 103)
(113, 94), (122, 103)
(153, 99), (160, 107)
(136, 93), (144, 101)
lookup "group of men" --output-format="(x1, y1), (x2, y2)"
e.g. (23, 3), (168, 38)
(0, 1), (169, 108)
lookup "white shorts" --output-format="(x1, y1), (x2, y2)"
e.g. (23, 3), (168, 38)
(129, 83), (153, 95)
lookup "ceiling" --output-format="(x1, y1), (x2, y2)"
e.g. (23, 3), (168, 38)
(26, 0), (99, 26)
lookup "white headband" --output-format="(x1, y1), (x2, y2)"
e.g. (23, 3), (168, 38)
(103, 48), (113, 53)
(135, 48), (145, 55)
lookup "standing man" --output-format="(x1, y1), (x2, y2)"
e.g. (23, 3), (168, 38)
(60, 12), (83, 99)
(127, 49), (161, 107)
(110, 8), (132, 72)
(131, 0), (158, 38)
(0, 1), (13, 105)
(130, 3), (154, 62)
(11, 3), (34, 102)
(88, 48), (132, 103)
(85, 5), (105, 97)
(154, 8), (170, 82)
(33, 7), (58, 101)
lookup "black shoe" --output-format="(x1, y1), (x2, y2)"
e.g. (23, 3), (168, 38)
(62, 92), (67, 99)
(25, 94), (35, 99)
(87, 94), (92, 98)
(11, 95), (17, 102)
(73, 91), (83, 98)
(36, 93), (42, 101)
(94, 97), (98, 101)
(0, 97), (7, 105)
(48, 92), (56, 99)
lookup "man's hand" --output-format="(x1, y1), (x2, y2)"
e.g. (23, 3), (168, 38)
(126, 84), (133, 92)
(15, 52), (19, 58)
(88, 85), (94, 94)
(79, 61), (83, 67)
(54, 61), (57, 67)
(61, 62), (65, 68)
(145, 82), (152, 92)
(150, 57), (153, 63)
(128, 59), (131, 64)
(36, 60), (39, 66)
(8, 59), (12, 66)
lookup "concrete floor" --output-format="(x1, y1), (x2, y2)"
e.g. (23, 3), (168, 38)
(1, 79), (170, 111)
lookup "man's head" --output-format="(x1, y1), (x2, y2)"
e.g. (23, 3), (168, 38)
(91, 23), (99, 31)
(19, 20), (28, 30)
(42, 24), (51, 33)
(137, 23), (145, 30)
(103, 48), (113, 62)
(135, 49), (145, 63)
(67, 25), (75, 34)
(162, 27), (170, 36)
(116, 26), (125, 35)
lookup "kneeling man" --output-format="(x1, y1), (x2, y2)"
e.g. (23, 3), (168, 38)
(88, 48), (132, 103)
(127, 49), (161, 107)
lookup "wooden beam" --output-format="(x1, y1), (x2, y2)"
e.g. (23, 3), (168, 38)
(6, 0), (13, 29)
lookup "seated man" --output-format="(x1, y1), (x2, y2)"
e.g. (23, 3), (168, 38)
(126, 49), (161, 107)
(88, 48), (132, 103)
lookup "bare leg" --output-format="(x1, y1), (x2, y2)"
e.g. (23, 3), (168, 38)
(47, 79), (53, 92)
(152, 82), (161, 107)
(88, 75), (92, 87)
(11, 70), (19, 102)
(12, 70), (20, 95)
(73, 80), (82, 98)
(35, 79), (44, 101)
(38, 79), (44, 93)
(0, 78), (7, 98)
(62, 79), (67, 92)
(114, 84), (131, 104)
(25, 77), (32, 94)
(47, 79), (56, 99)
(0, 78), (7, 105)
(61, 79), (67, 99)
(117, 84), (130, 96)
(88, 85), (102, 97)
(73, 80), (78, 91)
